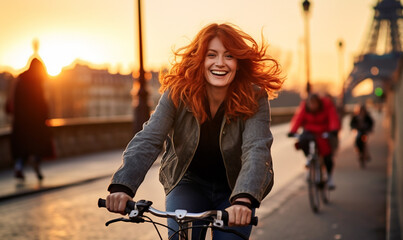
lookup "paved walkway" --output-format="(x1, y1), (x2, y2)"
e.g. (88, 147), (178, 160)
(0, 150), (124, 201)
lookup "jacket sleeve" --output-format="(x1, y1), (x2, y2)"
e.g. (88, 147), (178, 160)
(109, 91), (176, 196)
(230, 93), (274, 206)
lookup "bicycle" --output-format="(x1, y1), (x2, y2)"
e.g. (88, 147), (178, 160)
(355, 131), (370, 169)
(289, 132), (330, 213)
(98, 198), (258, 240)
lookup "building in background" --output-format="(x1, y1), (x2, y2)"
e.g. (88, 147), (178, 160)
(0, 72), (14, 128)
(47, 63), (162, 119)
(47, 64), (133, 119)
(0, 63), (162, 127)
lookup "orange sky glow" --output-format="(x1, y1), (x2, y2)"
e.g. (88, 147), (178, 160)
(0, 0), (376, 95)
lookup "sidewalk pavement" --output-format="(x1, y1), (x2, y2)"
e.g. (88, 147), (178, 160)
(252, 110), (390, 240)
(0, 150), (125, 201)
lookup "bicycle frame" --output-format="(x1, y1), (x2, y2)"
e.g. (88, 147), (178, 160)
(166, 209), (224, 240)
(289, 132), (330, 213)
(356, 132), (369, 168)
(128, 205), (224, 240)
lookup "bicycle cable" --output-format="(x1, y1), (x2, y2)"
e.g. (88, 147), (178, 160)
(169, 224), (248, 240)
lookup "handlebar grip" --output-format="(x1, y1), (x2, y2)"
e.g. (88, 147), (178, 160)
(98, 198), (106, 208)
(221, 210), (258, 226)
(98, 198), (136, 214)
(250, 216), (258, 226)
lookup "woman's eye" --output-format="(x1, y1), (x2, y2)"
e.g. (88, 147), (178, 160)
(207, 53), (216, 57)
(224, 53), (234, 59)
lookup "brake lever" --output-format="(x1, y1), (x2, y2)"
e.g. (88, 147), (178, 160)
(105, 217), (145, 226)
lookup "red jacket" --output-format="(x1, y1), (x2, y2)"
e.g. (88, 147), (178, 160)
(290, 97), (341, 156)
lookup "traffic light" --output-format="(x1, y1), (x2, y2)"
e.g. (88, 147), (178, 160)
(374, 87), (383, 97)
(374, 87), (386, 101)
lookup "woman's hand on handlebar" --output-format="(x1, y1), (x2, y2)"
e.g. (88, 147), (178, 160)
(225, 198), (252, 227)
(106, 192), (133, 215)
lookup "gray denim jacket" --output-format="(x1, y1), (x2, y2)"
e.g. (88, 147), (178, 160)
(110, 89), (274, 205)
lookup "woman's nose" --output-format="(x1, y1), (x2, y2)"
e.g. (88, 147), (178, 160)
(215, 55), (224, 67)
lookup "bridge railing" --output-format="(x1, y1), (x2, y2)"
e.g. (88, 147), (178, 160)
(385, 63), (403, 239)
(0, 116), (135, 169)
(0, 107), (298, 170)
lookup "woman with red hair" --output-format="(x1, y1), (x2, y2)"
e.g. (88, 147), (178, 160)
(106, 23), (283, 239)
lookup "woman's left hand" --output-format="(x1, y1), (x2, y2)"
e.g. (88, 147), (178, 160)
(225, 198), (252, 226)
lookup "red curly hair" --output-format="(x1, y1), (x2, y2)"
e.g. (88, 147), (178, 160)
(160, 23), (284, 123)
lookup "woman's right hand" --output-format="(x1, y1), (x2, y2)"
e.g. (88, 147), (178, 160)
(106, 192), (133, 215)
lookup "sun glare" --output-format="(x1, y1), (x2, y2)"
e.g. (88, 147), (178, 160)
(40, 46), (76, 76)
(44, 63), (63, 76)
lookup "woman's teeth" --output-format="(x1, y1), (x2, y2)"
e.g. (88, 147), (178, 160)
(211, 70), (227, 76)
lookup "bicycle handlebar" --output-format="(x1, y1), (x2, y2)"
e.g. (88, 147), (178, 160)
(98, 198), (258, 226)
(288, 131), (330, 139)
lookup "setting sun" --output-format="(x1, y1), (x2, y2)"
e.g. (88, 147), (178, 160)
(40, 44), (79, 77)
(33, 31), (117, 76)
(41, 48), (72, 76)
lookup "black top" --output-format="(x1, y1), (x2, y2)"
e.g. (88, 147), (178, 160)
(187, 101), (228, 183)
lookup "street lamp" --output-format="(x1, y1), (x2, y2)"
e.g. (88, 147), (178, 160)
(337, 40), (345, 103)
(133, 0), (150, 134)
(302, 0), (311, 95)
(337, 39), (346, 117)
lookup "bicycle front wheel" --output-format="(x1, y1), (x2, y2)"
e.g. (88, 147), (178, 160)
(307, 159), (320, 213)
(319, 166), (330, 204)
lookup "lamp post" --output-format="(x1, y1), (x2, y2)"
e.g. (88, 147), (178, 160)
(133, 0), (149, 134)
(337, 39), (347, 117)
(302, 0), (311, 95)
(337, 40), (345, 105)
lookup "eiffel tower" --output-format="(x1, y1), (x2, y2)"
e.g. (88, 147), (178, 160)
(343, 0), (403, 101)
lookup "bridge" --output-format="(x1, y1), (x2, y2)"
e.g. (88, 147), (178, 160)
(343, 0), (403, 102)
(341, 1), (403, 238)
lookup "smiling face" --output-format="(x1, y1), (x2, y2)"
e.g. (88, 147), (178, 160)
(204, 37), (238, 91)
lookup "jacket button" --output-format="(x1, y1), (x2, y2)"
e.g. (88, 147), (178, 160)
(265, 162), (270, 166)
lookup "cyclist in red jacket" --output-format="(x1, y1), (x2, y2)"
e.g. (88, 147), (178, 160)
(288, 93), (341, 189)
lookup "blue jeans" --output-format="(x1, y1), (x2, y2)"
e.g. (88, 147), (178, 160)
(166, 172), (253, 240)
(14, 156), (41, 170)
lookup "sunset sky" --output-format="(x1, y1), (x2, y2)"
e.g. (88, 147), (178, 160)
(0, 0), (376, 94)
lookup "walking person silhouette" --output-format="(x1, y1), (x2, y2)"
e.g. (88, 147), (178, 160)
(6, 57), (54, 181)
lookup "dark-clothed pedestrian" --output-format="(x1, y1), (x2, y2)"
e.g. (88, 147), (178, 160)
(350, 103), (374, 165)
(7, 58), (53, 180)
